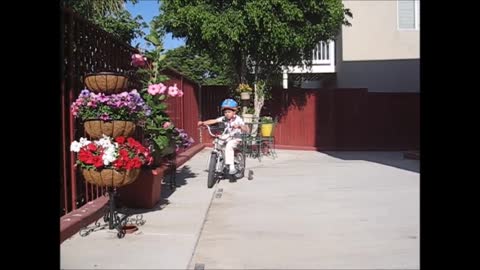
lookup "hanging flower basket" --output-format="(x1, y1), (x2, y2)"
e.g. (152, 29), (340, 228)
(71, 136), (152, 187)
(83, 120), (136, 139)
(81, 168), (141, 187)
(84, 72), (129, 94)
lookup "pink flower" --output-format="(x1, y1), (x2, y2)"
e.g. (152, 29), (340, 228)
(131, 54), (147, 67)
(163, 122), (171, 129)
(177, 90), (184, 97)
(168, 84), (179, 97)
(158, 83), (167, 94)
(148, 84), (161, 95)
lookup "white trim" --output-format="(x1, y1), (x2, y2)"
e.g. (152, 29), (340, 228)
(329, 39), (335, 67)
(415, 0), (420, 30)
(283, 70), (288, 89)
(397, 0), (419, 31)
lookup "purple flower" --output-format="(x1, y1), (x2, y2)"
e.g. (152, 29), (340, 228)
(71, 89), (150, 122)
(144, 106), (152, 116)
(98, 94), (109, 103)
(100, 113), (110, 121)
(80, 89), (90, 97)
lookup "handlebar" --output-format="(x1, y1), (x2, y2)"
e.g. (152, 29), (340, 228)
(199, 123), (247, 139)
(202, 124), (217, 137)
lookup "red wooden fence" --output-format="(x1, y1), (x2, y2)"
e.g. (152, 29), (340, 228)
(205, 86), (419, 150)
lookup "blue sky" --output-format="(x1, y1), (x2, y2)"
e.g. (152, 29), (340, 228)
(126, 1), (185, 51)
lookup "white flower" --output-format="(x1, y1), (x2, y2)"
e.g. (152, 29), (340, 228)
(79, 137), (91, 147)
(70, 137), (92, 152)
(96, 135), (114, 148)
(102, 144), (117, 165)
(70, 141), (82, 152)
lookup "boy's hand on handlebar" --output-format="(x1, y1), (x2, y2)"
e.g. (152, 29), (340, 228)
(197, 121), (204, 127)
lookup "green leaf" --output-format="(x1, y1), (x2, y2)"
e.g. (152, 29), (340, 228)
(158, 103), (167, 110)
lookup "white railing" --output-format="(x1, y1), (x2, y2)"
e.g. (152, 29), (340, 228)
(312, 40), (334, 64)
(282, 40), (336, 88)
(285, 40), (335, 74)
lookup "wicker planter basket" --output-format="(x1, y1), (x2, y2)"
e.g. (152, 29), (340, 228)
(84, 120), (135, 139)
(84, 72), (129, 94)
(81, 168), (141, 187)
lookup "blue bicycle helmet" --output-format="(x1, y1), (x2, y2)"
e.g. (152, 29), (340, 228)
(220, 99), (238, 111)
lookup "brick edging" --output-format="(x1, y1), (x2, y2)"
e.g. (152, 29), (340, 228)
(60, 196), (108, 243)
(60, 143), (206, 244)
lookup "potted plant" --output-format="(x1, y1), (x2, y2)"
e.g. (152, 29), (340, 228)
(236, 83), (253, 100)
(173, 128), (195, 152)
(129, 28), (190, 166)
(116, 28), (195, 209)
(70, 135), (152, 187)
(71, 89), (151, 139)
(242, 107), (255, 123)
(260, 116), (274, 137)
(140, 82), (186, 166)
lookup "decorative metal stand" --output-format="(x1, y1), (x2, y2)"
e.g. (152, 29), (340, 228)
(79, 187), (146, 239)
(164, 154), (177, 190)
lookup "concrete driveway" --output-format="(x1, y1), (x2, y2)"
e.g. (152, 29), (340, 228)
(61, 149), (419, 270)
(189, 150), (419, 269)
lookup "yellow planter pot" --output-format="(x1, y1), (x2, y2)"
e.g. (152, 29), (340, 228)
(261, 123), (273, 137)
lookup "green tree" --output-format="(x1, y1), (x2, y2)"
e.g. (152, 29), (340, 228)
(163, 46), (234, 86)
(62, 0), (146, 44)
(157, 0), (352, 122)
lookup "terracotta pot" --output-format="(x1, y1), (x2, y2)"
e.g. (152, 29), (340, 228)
(81, 168), (141, 187)
(118, 165), (169, 209)
(84, 120), (135, 139)
(84, 72), (128, 94)
(122, 224), (139, 234)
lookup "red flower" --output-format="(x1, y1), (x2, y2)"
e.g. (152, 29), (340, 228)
(93, 156), (104, 168)
(78, 149), (92, 163)
(115, 136), (126, 144)
(71, 136), (151, 171)
(113, 159), (124, 169)
(125, 157), (141, 170)
(119, 149), (129, 158)
(87, 143), (97, 152)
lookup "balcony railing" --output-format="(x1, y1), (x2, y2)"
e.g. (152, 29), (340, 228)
(312, 40), (334, 65)
(283, 40), (336, 88)
(286, 40), (335, 74)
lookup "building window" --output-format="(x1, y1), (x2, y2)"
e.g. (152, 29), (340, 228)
(398, 0), (419, 30)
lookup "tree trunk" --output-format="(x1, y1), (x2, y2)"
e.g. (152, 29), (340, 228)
(252, 83), (264, 137)
(234, 47), (246, 84)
